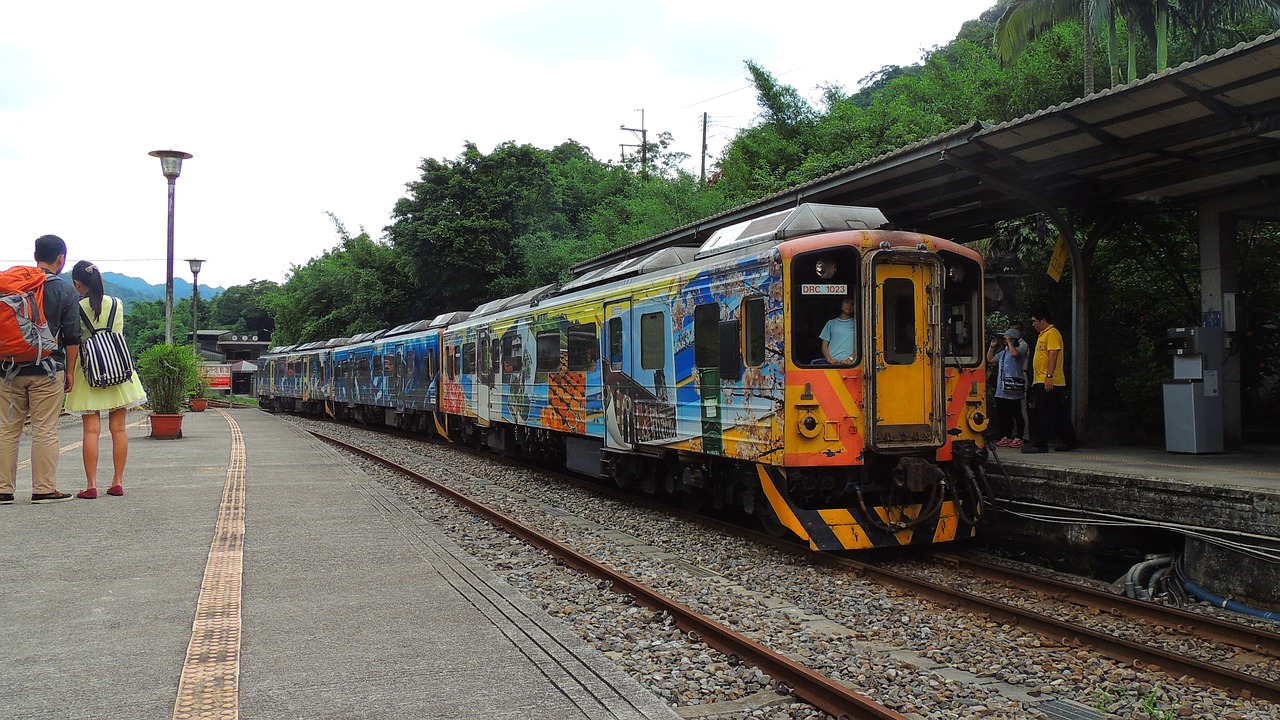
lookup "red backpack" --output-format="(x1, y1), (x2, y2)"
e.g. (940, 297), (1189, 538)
(0, 266), (57, 371)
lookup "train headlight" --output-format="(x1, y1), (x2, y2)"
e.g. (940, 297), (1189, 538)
(966, 407), (989, 433)
(798, 411), (822, 438)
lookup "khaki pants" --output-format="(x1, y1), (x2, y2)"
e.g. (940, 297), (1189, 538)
(0, 372), (65, 495)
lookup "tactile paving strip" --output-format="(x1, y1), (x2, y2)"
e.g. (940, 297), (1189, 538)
(173, 410), (245, 720)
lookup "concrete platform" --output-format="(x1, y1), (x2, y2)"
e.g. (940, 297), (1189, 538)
(985, 441), (1280, 604)
(0, 408), (679, 720)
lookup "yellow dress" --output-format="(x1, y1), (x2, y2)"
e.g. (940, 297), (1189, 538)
(63, 296), (148, 414)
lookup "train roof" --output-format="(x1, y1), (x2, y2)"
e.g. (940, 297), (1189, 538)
(348, 329), (389, 343)
(559, 246), (699, 293)
(557, 204), (888, 296)
(470, 283), (558, 319)
(429, 311), (470, 328)
(324, 337), (352, 347)
(696, 204), (889, 260)
(385, 320), (432, 337)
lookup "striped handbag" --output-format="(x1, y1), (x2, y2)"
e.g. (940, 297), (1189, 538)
(79, 297), (135, 388)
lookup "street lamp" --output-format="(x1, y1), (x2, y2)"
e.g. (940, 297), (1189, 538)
(186, 258), (204, 354)
(149, 149), (193, 346)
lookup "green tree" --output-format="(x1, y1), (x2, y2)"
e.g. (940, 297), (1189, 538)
(994, 0), (1099, 93)
(123, 298), (166, 361)
(387, 142), (563, 311)
(208, 279), (280, 340)
(271, 221), (414, 344)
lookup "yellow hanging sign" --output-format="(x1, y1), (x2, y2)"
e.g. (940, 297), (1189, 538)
(1048, 233), (1068, 282)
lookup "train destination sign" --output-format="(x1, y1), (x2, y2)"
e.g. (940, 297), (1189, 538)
(801, 284), (848, 295)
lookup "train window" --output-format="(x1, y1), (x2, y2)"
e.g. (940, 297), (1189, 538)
(743, 297), (765, 367)
(567, 323), (598, 372)
(490, 339), (500, 377)
(373, 355), (383, 377)
(501, 334), (523, 375)
(694, 303), (719, 368)
(640, 313), (665, 370)
(883, 278), (917, 365)
(607, 317), (623, 371)
(719, 320), (742, 380)
(940, 251), (983, 365)
(462, 342), (476, 375)
(536, 331), (561, 374)
(428, 349), (438, 380)
(479, 338), (494, 376)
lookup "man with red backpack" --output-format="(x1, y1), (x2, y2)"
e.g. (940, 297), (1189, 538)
(0, 235), (82, 504)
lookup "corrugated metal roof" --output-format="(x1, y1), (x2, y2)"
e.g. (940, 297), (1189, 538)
(575, 30), (1280, 273)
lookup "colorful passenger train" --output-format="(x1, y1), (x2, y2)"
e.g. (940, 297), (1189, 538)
(258, 204), (994, 550)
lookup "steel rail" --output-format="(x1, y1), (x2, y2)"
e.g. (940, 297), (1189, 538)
(821, 554), (1280, 704)
(309, 430), (908, 720)
(933, 552), (1280, 657)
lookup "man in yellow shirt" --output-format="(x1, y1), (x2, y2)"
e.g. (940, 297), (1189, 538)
(1022, 308), (1080, 453)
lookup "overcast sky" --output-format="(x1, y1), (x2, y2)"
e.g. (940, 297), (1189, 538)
(1, 1), (995, 290)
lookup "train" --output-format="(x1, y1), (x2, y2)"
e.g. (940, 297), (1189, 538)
(257, 203), (994, 550)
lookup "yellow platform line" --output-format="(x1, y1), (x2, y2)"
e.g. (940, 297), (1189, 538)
(173, 409), (245, 720)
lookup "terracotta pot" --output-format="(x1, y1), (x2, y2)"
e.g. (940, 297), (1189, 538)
(189, 397), (208, 412)
(150, 413), (184, 439)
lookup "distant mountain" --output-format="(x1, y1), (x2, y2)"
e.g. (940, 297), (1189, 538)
(101, 272), (224, 306)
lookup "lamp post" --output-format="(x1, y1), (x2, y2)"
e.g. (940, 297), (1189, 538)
(186, 259), (204, 355)
(149, 150), (193, 346)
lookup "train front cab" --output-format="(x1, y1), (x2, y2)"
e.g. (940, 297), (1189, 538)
(764, 233), (989, 551)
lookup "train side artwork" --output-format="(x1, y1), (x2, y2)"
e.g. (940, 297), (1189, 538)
(258, 204), (994, 550)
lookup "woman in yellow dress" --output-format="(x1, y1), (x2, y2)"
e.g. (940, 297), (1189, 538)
(64, 261), (147, 499)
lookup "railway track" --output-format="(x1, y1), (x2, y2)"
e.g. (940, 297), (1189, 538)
(305, 420), (1280, 718)
(310, 429), (908, 720)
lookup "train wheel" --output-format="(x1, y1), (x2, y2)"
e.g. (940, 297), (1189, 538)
(681, 490), (705, 513)
(756, 502), (789, 538)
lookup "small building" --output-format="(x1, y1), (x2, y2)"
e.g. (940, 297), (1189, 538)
(187, 330), (272, 395)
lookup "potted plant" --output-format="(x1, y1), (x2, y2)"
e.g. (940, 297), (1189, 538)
(188, 373), (211, 412)
(136, 343), (202, 439)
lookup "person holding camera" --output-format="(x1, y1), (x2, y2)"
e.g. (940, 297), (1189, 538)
(987, 327), (1028, 447)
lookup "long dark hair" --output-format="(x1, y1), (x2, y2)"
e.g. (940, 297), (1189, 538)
(71, 260), (105, 320)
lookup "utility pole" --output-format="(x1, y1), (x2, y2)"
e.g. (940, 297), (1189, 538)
(700, 112), (708, 185)
(620, 108), (647, 178)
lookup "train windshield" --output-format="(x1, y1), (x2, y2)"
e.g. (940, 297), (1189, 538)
(790, 248), (861, 367)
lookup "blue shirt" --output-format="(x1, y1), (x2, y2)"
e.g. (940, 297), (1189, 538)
(819, 317), (856, 361)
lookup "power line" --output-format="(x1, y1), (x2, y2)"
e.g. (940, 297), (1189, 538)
(0, 257), (167, 264)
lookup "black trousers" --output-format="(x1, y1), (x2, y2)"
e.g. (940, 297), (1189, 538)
(994, 396), (1026, 440)
(1029, 384), (1078, 449)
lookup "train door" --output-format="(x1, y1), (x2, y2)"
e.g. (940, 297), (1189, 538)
(865, 251), (945, 451)
(388, 342), (405, 411)
(476, 328), (494, 425)
(602, 299), (632, 450)
(301, 355), (312, 402)
(692, 301), (723, 455)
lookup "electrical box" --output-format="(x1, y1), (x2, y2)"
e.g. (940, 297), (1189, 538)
(1162, 326), (1223, 453)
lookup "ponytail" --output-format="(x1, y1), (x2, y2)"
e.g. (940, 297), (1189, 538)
(70, 260), (106, 320)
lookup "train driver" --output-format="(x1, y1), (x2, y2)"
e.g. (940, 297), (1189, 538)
(820, 295), (858, 365)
